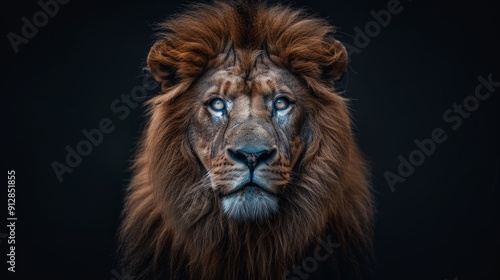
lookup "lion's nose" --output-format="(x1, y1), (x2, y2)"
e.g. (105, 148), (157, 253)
(228, 147), (277, 171)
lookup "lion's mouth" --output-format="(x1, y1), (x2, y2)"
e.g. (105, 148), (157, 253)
(222, 183), (274, 197)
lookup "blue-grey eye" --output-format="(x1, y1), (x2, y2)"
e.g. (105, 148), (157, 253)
(209, 98), (226, 111)
(274, 97), (290, 110)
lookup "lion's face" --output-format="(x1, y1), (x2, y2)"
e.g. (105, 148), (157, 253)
(189, 57), (308, 221)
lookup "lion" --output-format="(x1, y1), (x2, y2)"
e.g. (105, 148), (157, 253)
(119, 1), (374, 279)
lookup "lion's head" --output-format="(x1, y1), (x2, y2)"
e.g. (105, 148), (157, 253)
(120, 1), (374, 279)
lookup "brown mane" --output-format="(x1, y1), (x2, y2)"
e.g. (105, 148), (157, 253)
(119, 1), (374, 279)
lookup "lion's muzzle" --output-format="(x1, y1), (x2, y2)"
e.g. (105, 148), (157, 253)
(214, 120), (289, 221)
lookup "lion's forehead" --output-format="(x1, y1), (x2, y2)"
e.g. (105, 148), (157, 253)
(209, 67), (286, 98)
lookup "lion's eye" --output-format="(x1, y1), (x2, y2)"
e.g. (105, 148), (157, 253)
(209, 98), (226, 111)
(274, 97), (290, 111)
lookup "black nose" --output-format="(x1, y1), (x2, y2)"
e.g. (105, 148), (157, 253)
(228, 147), (277, 171)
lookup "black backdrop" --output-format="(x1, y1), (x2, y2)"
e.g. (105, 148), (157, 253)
(1, 0), (499, 279)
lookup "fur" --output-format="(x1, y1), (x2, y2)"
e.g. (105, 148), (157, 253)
(119, 1), (374, 279)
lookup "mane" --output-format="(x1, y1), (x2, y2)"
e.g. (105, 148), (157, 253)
(119, 1), (373, 279)
(147, 0), (348, 98)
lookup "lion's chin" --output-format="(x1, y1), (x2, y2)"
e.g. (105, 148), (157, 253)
(221, 186), (278, 221)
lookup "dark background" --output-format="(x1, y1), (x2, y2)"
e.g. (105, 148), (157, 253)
(1, 0), (499, 279)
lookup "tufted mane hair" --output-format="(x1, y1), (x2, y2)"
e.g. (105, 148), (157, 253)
(147, 0), (348, 96)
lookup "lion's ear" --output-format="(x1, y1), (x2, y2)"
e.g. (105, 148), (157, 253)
(147, 40), (180, 90)
(323, 37), (348, 82)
